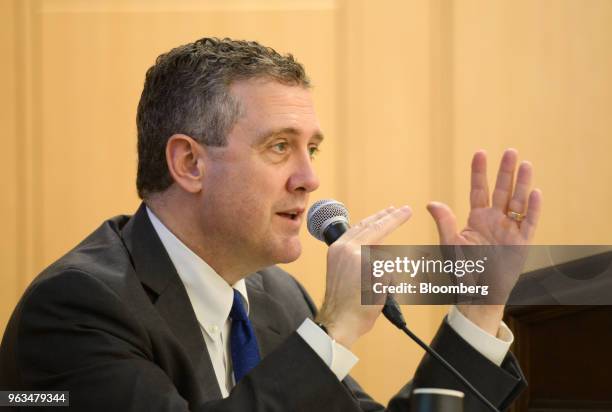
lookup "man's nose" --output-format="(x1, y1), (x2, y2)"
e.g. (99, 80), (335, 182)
(287, 152), (320, 193)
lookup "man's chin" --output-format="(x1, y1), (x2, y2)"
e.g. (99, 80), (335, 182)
(272, 239), (302, 264)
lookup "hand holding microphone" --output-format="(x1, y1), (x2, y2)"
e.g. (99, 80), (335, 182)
(307, 200), (412, 349)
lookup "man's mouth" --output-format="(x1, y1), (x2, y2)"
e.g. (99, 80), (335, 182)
(276, 209), (304, 221)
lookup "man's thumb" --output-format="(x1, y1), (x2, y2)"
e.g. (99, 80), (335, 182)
(426, 202), (457, 244)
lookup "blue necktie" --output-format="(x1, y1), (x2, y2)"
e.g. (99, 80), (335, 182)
(230, 289), (260, 383)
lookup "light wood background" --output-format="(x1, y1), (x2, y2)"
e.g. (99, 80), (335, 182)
(2, 0), (611, 405)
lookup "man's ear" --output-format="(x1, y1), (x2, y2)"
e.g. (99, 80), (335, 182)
(165, 134), (205, 194)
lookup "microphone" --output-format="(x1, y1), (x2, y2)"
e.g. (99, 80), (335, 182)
(306, 199), (351, 246)
(307, 199), (500, 412)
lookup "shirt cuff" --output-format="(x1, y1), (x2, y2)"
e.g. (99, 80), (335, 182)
(447, 305), (513, 366)
(296, 318), (359, 381)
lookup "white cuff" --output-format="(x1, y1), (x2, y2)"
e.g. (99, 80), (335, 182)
(296, 318), (359, 381)
(447, 306), (513, 366)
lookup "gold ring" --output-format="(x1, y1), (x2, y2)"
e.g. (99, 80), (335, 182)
(507, 210), (525, 222)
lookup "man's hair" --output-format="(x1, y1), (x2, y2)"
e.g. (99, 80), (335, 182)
(136, 37), (310, 199)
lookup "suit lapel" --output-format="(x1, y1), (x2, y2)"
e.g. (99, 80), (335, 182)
(245, 274), (287, 358)
(121, 203), (222, 401)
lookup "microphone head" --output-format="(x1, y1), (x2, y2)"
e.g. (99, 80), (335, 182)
(307, 199), (350, 241)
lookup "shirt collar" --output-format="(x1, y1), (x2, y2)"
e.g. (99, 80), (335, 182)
(146, 207), (249, 329)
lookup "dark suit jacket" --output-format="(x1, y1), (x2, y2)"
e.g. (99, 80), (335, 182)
(0, 204), (526, 411)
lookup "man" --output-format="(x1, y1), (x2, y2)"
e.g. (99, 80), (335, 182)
(0, 37), (541, 411)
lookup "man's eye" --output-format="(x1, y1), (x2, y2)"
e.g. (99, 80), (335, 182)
(272, 142), (288, 153)
(308, 146), (320, 158)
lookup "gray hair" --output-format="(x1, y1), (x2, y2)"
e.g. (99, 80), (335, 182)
(136, 37), (310, 199)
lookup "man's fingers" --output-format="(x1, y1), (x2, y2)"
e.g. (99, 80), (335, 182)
(508, 161), (532, 215)
(491, 149), (518, 211)
(520, 189), (543, 240)
(352, 206), (412, 244)
(340, 206), (397, 242)
(426, 201), (458, 245)
(470, 150), (490, 209)
(356, 206), (396, 228)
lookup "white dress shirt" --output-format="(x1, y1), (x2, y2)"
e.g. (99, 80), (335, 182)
(146, 207), (513, 398)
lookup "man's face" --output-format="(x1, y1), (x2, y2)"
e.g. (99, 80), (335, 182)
(198, 78), (322, 273)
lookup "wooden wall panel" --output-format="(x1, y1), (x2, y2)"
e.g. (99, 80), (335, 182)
(337, 0), (449, 404)
(0, 0), (19, 333)
(451, 0), (612, 245)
